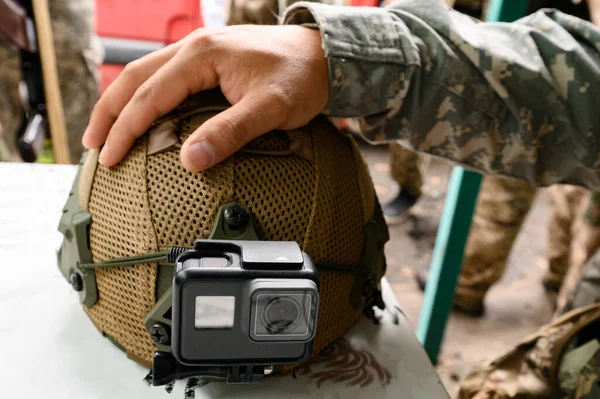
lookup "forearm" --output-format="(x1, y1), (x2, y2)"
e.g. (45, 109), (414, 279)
(283, 0), (600, 188)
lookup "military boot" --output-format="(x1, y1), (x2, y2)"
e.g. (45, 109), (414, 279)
(415, 269), (485, 316)
(383, 143), (425, 224)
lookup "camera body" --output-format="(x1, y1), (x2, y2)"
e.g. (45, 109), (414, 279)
(171, 240), (319, 367)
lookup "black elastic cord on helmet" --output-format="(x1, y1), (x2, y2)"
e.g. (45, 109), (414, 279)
(78, 247), (369, 277)
(79, 252), (169, 270)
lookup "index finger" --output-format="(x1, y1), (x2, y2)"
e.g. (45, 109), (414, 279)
(98, 40), (221, 166)
(82, 42), (183, 149)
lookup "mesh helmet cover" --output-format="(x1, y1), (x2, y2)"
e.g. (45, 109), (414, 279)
(75, 90), (385, 367)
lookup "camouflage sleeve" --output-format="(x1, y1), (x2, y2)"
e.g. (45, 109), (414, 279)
(282, 0), (600, 189)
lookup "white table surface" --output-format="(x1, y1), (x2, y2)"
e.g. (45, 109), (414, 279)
(0, 163), (449, 399)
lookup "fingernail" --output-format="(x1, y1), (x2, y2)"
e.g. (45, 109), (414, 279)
(188, 140), (215, 170)
(98, 148), (107, 165)
(82, 128), (90, 147)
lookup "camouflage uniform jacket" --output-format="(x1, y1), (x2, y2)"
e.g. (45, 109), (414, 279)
(282, 0), (600, 189)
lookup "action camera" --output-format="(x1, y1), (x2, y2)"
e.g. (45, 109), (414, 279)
(151, 239), (319, 385)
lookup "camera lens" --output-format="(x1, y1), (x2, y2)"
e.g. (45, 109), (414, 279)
(261, 296), (302, 333)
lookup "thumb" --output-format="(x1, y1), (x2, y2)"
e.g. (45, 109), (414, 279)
(180, 93), (287, 172)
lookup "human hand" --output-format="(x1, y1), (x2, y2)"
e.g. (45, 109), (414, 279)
(82, 25), (329, 172)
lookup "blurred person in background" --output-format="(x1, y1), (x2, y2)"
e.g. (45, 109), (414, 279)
(0, 0), (101, 163)
(453, 1), (600, 397)
(415, 0), (600, 317)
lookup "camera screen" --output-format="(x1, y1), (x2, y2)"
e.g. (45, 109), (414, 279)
(251, 291), (317, 341)
(195, 296), (235, 329)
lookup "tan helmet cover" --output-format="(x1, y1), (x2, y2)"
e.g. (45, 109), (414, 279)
(61, 90), (388, 368)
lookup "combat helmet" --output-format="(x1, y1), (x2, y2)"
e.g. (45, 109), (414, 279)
(56, 89), (389, 382)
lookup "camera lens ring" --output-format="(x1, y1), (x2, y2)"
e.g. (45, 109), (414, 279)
(260, 296), (303, 334)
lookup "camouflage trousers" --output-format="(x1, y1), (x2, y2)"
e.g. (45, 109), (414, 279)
(0, 0), (102, 163)
(456, 176), (536, 305)
(389, 142), (427, 198)
(457, 177), (600, 304)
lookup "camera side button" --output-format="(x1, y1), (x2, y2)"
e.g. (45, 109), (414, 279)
(200, 257), (229, 268)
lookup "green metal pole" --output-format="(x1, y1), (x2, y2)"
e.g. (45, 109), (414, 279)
(416, 168), (482, 362)
(486, 0), (529, 22)
(416, 0), (529, 364)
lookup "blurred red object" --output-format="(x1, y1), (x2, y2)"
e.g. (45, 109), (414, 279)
(98, 64), (124, 93)
(350, 0), (379, 6)
(96, 0), (203, 92)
